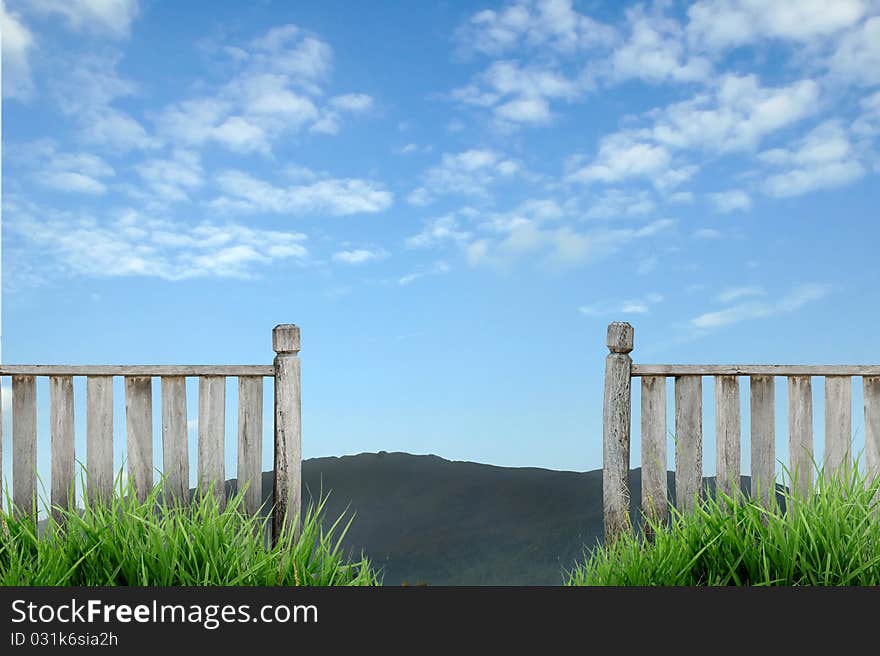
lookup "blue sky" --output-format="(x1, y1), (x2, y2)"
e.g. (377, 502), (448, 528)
(1, 0), (879, 487)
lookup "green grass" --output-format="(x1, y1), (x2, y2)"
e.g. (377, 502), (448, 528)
(0, 474), (381, 586)
(568, 466), (880, 586)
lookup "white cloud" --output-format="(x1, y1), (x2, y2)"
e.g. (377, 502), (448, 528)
(691, 283), (831, 330)
(761, 121), (866, 197)
(49, 55), (157, 151)
(583, 189), (655, 219)
(28, 0), (140, 39)
(579, 292), (664, 317)
(135, 150), (203, 202)
(1, 2), (35, 100)
(693, 227), (723, 239)
(406, 214), (473, 249)
(687, 0), (866, 51)
(332, 248), (388, 265)
(828, 16), (880, 86)
(212, 169), (393, 216)
(16, 141), (116, 194)
(154, 25), (369, 153)
(610, 6), (712, 84)
(454, 0), (616, 57)
(709, 189), (752, 213)
(716, 286), (765, 303)
(452, 60), (583, 127)
(7, 203), (308, 281)
(398, 261), (450, 286)
(408, 149), (522, 205)
(566, 132), (689, 189)
(651, 75), (820, 153)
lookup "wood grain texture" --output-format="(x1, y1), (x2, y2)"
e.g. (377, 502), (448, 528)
(824, 376), (852, 480)
(238, 376), (264, 515)
(198, 376), (226, 508)
(787, 376), (814, 498)
(715, 375), (740, 500)
(750, 375), (776, 509)
(124, 377), (153, 503)
(161, 377), (189, 504)
(49, 376), (75, 519)
(86, 376), (114, 504)
(12, 376), (37, 516)
(273, 345), (302, 544)
(640, 375), (666, 534)
(866, 377), (880, 486)
(674, 376), (702, 513)
(633, 365), (880, 376)
(602, 323), (634, 543)
(0, 365), (273, 376)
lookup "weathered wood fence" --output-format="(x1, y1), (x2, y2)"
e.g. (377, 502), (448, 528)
(603, 321), (880, 542)
(0, 324), (302, 544)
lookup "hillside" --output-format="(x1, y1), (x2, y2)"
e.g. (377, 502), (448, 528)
(227, 452), (762, 586)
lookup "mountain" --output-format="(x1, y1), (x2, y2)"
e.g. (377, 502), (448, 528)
(229, 451), (765, 586)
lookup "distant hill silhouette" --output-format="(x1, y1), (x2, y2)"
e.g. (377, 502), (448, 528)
(219, 451), (768, 586)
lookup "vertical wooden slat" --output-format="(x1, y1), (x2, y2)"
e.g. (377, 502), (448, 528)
(750, 375), (776, 509)
(788, 376), (814, 498)
(86, 376), (114, 504)
(161, 376), (189, 504)
(12, 375), (37, 516)
(238, 376), (264, 515)
(124, 376), (153, 503)
(273, 324), (303, 545)
(715, 375), (740, 500)
(674, 375), (702, 513)
(640, 375), (666, 534)
(602, 322), (634, 543)
(824, 376), (852, 481)
(198, 376), (226, 508)
(49, 376), (75, 518)
(866, 377), (880, 486)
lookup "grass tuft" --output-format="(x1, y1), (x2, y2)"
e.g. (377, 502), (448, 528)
(567, 465), (880, 586)
(0, 471), (380, 586)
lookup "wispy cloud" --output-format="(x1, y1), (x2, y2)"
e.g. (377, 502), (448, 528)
(6, 201), (309, 281)
(212, 169), (393, 216)
(332, 248), (389, 265)
(398, 260), (450, 286)
(691, 283), (831, 331)
(580, 292), (664, 317)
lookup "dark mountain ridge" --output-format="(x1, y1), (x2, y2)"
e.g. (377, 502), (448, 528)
(225, 451), (764, 585)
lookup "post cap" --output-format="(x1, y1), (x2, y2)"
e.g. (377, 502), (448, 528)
(606, 322), (634, 353)
(273, 324), (300, 353)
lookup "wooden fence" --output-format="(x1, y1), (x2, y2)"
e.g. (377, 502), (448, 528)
(0, 323), (302, 544)
(603, 321), (880, 542)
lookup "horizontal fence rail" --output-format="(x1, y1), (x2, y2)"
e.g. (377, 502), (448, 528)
(603, 321), (880, 543)
(0, 365), (275, 376)
(0, 324), (301, 544)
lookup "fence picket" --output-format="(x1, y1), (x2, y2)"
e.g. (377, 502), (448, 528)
(824, 376), (852, 480)
(750, 375), (776, 509)
(238, 376), (264, 515)
(12, 375), (37, 516)
(674, 375), (702, 513)
(787, 376), (814, 497)
(715, 375), (740, 500)
(867, 377), (880, 486)
(86, 376), (114, 504)
(640, 375), (666, 533)
(49, 376), (75, 518)
(125, 377), (153, 503)
(161, 376), (189, 504)
(198, 376), (226, 508)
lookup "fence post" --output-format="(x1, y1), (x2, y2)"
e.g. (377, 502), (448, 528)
(603, 321), (634, 543)
(272, 324), (302, 545)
